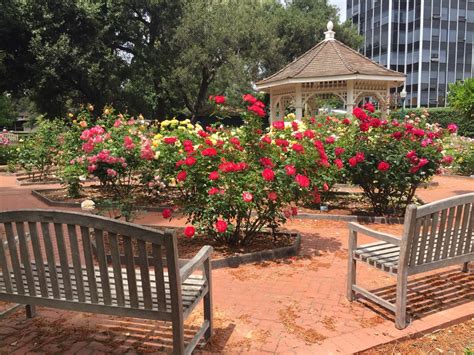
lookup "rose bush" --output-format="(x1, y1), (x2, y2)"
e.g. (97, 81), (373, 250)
(153, 95), (339, 245)
(70, 106), (161, 220)
(342, 105), (455, 214)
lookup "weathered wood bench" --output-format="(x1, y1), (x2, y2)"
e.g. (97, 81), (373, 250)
(0, 209), (213, 354)
(347, 193), (474, 329)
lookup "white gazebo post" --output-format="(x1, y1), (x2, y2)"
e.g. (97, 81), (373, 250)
(346, 80), (354, 114)
(269, 89), (275, 123)
(295, 84), (303, 120)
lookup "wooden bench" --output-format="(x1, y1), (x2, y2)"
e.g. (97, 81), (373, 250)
(0, 209), (213, 354)
(347, 193), (474, 329)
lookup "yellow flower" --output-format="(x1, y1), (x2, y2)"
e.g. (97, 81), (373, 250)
(170, 118), (179, 127)
(161, 120), (171, 127)
(154, 133), (163, 140)
(87, 104), (94, 112)
(68, 113), (74, 118)
(104, 108), (111, 115)
(187, 124), (194, 129)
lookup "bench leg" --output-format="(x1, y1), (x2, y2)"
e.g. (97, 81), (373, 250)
(203, 258), (213, 341)
(462, 262), (469, 273)
(395, 271), (408, 329)
(171, 318), (185, 355)
(25, 305), (36, 318)
(347, 230), (357, 301)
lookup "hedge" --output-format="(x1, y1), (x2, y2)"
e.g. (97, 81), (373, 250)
(390, 107), (474, 137)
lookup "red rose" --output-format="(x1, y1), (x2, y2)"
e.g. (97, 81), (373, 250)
(441, 155), (453, 165)
(342, 118), (351, 125)
(377, 161), (390, 172)
(334, 159), (344, 169)
(413, 128), (425, 137)
(208, 187), (220, 195)
(370, 118), (381, 128)
(216, 219), (227, 233)
(259, 157), (274, 168)
(262, 168), (275, 181)
(184, 226), (195, 238)
(248, 104), (266, 117)
(261, 135), (272, 144)
(304, 129), (315, 139)
(323, 183), (329, 191)
(335, 147), (345, 156)
(198, 130), (209, 138)
(185, 156), (197, 166)
(348, 157), (357, 167)
(162, 209), (172, 219)
(355, 152), (365, 162)
(285, 165), (296, 175)
(177, 170), (187, 182)
(359, 122), (370, 132)
(272, 121), (285, 130)
(243, 94), (258, 104)
(291, 143), (304, 153)
(201, 147), (217, 156)
(291, 207), (298, 216)
(267, 191), (277, 201)
(392, 131), (403, 140)
(291, 121), (299, 131)
(214, 95), (226, 104)
(242, 192), (253, 202)
(363, 102), (375, 113)
(353, 107), (368, 120)
(447, 123), (458, 133)
(325, 136), (335, 144)
(295, 174), (310, 188)
(163, 137), (177, 145)
(209, 171), (219, 180)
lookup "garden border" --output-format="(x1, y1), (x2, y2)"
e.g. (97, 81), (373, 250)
(31, 188), (172, 212)
(32, 187), (406, 224)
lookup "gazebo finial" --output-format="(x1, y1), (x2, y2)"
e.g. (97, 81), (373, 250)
(324, 20), (335, 41)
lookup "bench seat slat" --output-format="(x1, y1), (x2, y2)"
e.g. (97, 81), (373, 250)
(0, 264), (206, 313)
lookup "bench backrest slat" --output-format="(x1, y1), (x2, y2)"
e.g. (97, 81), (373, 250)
(138, 239), (152, 310)
(54, 223), (73, 300)
(67, 224), (85, 302)
(41, 222), (60, 298)
(16, 222), (36, 296)
(80, 225), (98, 303)
(5, 222), (24, 295)
(123, 235), (139, 308)
(94, 229), (112, 305)
(108, 232), (125, 306)
(152, 244), (167, 311)
(401, 193), (474, 269)
(0, 237), (12, 293)
(0, 209), (179, 313)
(29, 222), (48, 297)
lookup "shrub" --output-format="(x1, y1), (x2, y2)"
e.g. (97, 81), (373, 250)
(444, 135), (474, 176)
(391, 107), (474, 137)
(343, 104), (456, 215)
(0, 132), (15, 165)
(74, 107), (160, 221)
(153, 95), (340, 245)
(13, 118), (64, 180)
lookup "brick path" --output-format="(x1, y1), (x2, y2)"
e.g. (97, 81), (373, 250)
(0, 173), (472, 354)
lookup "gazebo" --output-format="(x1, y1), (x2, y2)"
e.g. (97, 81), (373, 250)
(255, 21), (406, 122)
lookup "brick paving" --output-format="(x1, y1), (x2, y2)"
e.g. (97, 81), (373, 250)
(0, 173), (472, 354)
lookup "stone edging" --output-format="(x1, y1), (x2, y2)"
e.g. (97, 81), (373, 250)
(32, 188), (405, 224)
(17, 177), (62, 186)
(31, 188), (171, 212)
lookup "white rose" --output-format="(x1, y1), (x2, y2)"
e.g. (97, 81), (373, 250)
(81, 199), (95, 211)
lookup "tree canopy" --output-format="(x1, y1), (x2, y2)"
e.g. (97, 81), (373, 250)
(0, 0), (362, 120)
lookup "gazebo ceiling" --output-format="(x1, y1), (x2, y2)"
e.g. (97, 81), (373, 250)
(256, 32), (405, 91)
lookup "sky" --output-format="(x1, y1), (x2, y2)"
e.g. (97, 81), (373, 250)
(329, 0), (347, 21)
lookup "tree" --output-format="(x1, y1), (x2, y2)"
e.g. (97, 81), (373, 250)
(448, 78), (474, 121)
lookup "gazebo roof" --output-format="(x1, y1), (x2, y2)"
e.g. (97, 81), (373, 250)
(256, 32), (405, 90)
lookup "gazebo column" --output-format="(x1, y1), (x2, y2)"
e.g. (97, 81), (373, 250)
(269, 91), (275, 123)
(346, 80), (355, 115)
(295, 84), (303, 121)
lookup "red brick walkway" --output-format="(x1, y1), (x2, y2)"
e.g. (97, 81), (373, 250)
(0, 173), (472, 354)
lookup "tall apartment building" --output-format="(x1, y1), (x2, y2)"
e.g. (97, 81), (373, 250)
(347, 0), (474, 108)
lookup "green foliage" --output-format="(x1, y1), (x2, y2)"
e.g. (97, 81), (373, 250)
(448, 78), (474, 126)
(1, 0), (361, 119)
(345, 108), (454, 215)
(0, 94), (16, 128)
(13, 118), (64, 179)
(391, 107), (474, 137)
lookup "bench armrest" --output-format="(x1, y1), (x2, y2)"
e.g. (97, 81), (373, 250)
(179, 245), (213, 281)
(348, 222), (401, 246)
